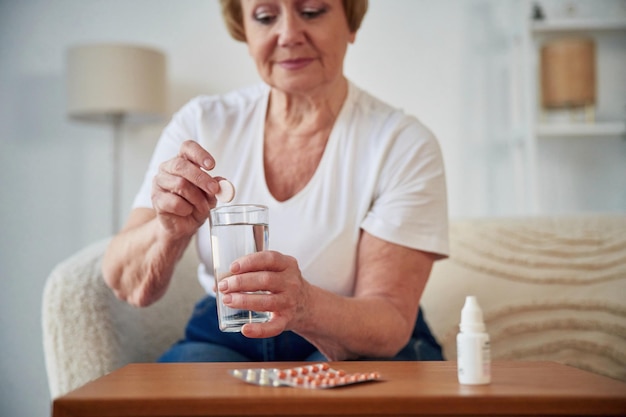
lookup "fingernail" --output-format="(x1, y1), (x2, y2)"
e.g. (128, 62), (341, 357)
(221, 294), (232, 304)
(218, 280), (227, 292)
(230, 262), (240, 273)
(203, 158), (214, 169)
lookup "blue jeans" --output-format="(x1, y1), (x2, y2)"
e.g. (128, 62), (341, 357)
(158, 296), (443, 362)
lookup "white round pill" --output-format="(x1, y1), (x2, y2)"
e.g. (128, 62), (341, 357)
(215, 179), (235, 203)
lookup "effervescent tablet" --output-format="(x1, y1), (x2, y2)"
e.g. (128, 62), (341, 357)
(215, 179), (235, 203)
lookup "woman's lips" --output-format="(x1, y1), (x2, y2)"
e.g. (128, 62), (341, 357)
(277, 58), (314, 70)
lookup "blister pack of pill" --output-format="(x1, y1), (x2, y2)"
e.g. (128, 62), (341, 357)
(229, 363), (382, 389)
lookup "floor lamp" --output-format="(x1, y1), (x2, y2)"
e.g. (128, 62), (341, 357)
(66, 43), (167, 233)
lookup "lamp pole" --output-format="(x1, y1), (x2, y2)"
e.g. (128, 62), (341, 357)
(66, 44), (167, 235)
(111, 113), (123, 234)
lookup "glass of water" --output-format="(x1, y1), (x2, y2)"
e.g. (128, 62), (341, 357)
(209, 204), (270, 332)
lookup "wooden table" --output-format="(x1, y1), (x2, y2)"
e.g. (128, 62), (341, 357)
(52, 361), (626, 416)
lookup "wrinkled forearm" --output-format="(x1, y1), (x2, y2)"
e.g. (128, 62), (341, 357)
(293, 232), (435, 361)
(102, 217), (193, 307)
(294, 284), (418, 361)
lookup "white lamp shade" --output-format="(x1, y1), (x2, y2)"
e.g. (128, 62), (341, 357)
(67, 43), (167, 124)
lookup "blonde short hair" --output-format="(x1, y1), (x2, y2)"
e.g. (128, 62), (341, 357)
(219, 0), (368, 42)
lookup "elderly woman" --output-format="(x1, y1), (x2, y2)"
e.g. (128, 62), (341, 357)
(102, 0), (449, 362)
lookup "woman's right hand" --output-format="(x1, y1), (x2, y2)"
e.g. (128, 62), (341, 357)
(151, 140), (221, 239)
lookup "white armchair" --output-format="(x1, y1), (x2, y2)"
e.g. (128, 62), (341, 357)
(42, 238), (203, 398)
(43, 215), (626, 399)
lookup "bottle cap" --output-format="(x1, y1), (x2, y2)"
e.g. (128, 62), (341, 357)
(460, 295), (486, 332)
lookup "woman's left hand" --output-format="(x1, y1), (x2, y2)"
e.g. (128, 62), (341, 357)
(217, 250), (311, 338)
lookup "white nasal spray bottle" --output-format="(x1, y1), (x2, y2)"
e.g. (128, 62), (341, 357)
(457, 296), (491, 385)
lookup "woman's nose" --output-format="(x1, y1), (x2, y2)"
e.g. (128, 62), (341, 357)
(276, 13), (305, 46)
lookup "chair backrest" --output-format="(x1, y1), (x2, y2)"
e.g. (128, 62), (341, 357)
(42, 238), (203, 398)
(421, 215), (626, 382)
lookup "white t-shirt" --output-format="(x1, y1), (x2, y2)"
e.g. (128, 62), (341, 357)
(133, 81), (449, 296)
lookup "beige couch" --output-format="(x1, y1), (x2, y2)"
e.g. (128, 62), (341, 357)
(42, 214), (626, 398)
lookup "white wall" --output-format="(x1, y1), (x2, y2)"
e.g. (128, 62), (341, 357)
(0, 1), (624, 416)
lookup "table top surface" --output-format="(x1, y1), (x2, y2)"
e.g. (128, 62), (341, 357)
(53, 361), (626, 417)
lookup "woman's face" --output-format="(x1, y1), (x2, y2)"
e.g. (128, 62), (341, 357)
(241, 0), (356, 95)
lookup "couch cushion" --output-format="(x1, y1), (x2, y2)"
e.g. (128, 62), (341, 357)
(421, 215), (626, 381)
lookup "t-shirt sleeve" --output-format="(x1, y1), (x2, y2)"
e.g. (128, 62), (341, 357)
(361, 119), (449, 258)
(132, 99), (201, 209)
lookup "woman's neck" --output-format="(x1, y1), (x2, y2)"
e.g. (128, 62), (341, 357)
(266, 77), (348, 136)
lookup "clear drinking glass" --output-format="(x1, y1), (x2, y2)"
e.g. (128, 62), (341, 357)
(209, 204), (271, 332)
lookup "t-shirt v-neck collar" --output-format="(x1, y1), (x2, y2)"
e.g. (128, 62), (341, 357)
(256, 83), (354, 207)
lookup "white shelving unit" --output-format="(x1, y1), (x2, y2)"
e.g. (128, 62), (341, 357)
(521, 0), (626, 214)
(529, 17), (626, 138)
(536, 121), (626, 138)
(531, 18), (626, 33)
